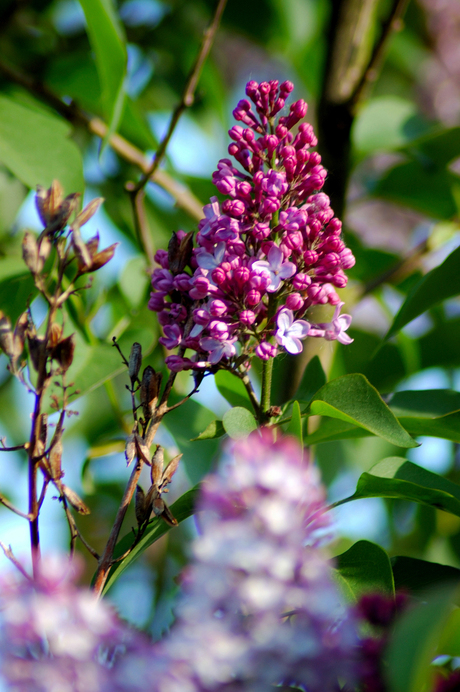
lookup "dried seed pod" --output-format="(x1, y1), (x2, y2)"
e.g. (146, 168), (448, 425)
(22, 232), (41, 274)
(71, 224), (92, 271)
(38, 235), (52, 265)
(12, 312), (29, 367)
(135, 434), (151, 464)
(128, 342), (142, 384)
(52, 193), (80, 233)
(0, 313), (14, 358)
(150, 445), (164, 486)
(49, 437), (63, 480)
(39, 413), (48, 448)
(161, 453), (182, 490)
(161, 501), (178, 527)
(48, 323), (62, 350)
(125, 434), (136, 467)
(86, 233), (100, 257)
(36, 180), (64, 226)
(90, 243), (118, 271)
(140, 366), (162, 421)
(27, 335), (47, 373)
(75, 197), (104, 227)
(152, 496), (165, 517)
(62, 484), (90, 515)
(135, 485), (147, 525)
(51, 334), (75, 372)
(168, 231), (194, 274)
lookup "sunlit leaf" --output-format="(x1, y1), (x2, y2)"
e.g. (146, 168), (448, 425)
(336, 457), (460, 518)
(79, 0), (127, 141)
(307, 374), (417, 448)
(0, 95), (84, 194)
(222, 406), (257, 439)
(191, 419), (225, 441)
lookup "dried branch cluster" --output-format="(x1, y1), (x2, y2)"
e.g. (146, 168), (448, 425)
(0, 181), (117, 576)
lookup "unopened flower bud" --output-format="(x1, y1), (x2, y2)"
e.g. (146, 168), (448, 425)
(128, 342), (142, 384)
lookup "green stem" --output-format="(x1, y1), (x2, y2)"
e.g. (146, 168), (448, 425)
(260, 356), (273, 424)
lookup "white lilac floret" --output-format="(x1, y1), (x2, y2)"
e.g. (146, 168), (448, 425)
(148, 80), (356, 373)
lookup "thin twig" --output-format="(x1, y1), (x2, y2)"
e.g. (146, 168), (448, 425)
(0, 59), (204, 222)
(132, 0), (228, 193)
(126, 185), (155, 268)
(0, 442), (27, 452)
(92, 458), (144, 597)
(0, 493), (30, 519)
(350, 0), (410, 107)
(0, 541), (32, 580)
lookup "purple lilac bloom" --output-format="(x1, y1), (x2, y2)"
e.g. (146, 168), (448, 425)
(0, 556), (150, 692)
(148, 79), (355, 371)
(154, 430), (358, 692)
(276, 308), (310, 354)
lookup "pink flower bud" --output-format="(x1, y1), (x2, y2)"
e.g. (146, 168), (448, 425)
(154, 249), (169, 268)
(246, 289), (261, 306)
(190, 275), (210, 299)
(304, 250), (318, 265)
(210, 300), (227, 317)
(286, 293), (304, 311)
(239, 310), (256, 326)
(255, 341), (278, 360)
(292, 273), (311, 291)
(212, 267), (226, 285)
(148, 292), (166, 311)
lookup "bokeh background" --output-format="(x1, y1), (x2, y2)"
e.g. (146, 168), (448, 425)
(0, 0), (460, 637)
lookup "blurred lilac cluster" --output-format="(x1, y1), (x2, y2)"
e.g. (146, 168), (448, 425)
(155, 430), (357, 691)
(0, 557), (150, 692)
(149, 80), (354, 373)
(0, 433), (357, 692)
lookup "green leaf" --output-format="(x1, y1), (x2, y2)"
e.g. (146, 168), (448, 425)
(391, 556), (460, 597)
(191, 419), (226, 441)
(79, 0), (127, 141)
(0, 95), (84, 194)
(305, 417), (368, 445)
(338, 457), (460, 518)
(222, 407), (257, 439)
(375, 160), (460, 219)
(0, 273), (36, 326)
(386, 585), (457, 692)
(386, 244), (460, 339)
(398, 413), (460, 443)
(286, 400), (303, 444)
(294, 355), (326, 404)
(389, 389), (460, 418)
(164, 397), (221, 484)
(101, 486), (199, 595)
(308, 374), (417, 448)
(437, 608), (460, 657)
(334, 540), (394, 602)
(352, 96), (428, 155)
(215, 370), (253, 411)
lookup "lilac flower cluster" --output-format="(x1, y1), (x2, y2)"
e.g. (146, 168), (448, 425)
(0, 557), (150, 692)
(149, 80), (355, 372)
(153, 430), (357, 692)
(0, 433), (357, 692)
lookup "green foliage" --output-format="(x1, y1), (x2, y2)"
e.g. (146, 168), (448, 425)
(334, 540), (394, 601)
(307, 374), (418, 448)
(337, 457), (460, 518)
(0, 95), (84, 194)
